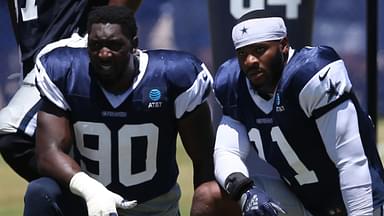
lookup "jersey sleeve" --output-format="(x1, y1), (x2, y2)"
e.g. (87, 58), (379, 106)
(169, 52), (213, 119)
(214, 115), (251, 187)
(213, 58), (242, 121)
(295, 47), (373, 214)
(316, 100), (373, 215)
(297, 47), (352, 118)
(35, 34), (87, 111)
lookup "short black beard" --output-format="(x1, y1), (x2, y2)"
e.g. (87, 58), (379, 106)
(106, 54), (139, 94)
(269, 50), (285, 88)
(249, 50), (284, 99)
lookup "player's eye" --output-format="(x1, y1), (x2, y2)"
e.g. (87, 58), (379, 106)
(252, 46), (266, 55)
(89, 41), (102, 52)
(107, 42), (124, 52)
(236, 49), (246, 58)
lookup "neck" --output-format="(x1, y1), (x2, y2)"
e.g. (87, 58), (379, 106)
(104, 55), (139, 94)
(256, 89), (274, 100)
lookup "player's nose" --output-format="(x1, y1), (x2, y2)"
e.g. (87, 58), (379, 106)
(98, 47), (113, 59)
(243, 54), (260, 70)
(244, 53), (259, 65)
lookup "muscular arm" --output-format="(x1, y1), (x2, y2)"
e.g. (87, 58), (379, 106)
(178, 101), (241, 216)
(36, 99), (80, 185)
(36, 99), (137, 213)
(178, 101), (215, 188)
(214, 115), (251, 187)
(298, 58), (373, 215)
(316, 101), (373, 215)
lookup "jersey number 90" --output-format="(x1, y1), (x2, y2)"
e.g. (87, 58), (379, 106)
(74, 121), (158, 187)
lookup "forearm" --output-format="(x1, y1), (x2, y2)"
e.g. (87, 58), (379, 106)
(340, 181), (372, 216)
(338, 135), (372, 215)
(316, 101), (373, 215)
(36, 148), (81, 185)
(36, 107), (80, 186)
(178, 102), (216, 188)
(214, 115), (251, 188)
(191, 157), (215, 188)
(214, 149), (249, 189)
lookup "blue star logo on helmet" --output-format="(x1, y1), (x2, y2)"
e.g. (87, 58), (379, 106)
(149, 89), (161, 101)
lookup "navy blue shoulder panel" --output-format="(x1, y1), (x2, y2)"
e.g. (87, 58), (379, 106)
(38, 47), (90, 96)
(214, 57), (243, 120)
(145, 50), (209, 99)
(279, 46), (341, 95)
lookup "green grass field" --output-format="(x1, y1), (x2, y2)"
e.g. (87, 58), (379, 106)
(1, 119), (383, 215)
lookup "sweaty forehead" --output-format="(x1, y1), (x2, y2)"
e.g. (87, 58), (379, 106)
(89, 23), (123, 38)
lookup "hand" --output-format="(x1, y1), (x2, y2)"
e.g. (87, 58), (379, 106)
(240, 186), (286, 216)
(69, 172), (137, 216)
(85, 189), (137, 216)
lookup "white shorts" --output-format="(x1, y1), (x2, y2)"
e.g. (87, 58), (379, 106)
(0, 70), (40, 136)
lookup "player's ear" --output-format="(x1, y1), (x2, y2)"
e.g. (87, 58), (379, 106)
(280, 37), (289, 51)
(280, 37), (289, 62)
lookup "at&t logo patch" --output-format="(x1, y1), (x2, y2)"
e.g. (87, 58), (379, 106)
(148, 88), (163, 108)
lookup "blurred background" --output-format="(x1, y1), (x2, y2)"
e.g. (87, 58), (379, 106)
(1, 0), (383, 115)
(0, 0), (383, 215)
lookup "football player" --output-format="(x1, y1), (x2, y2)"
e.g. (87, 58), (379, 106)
(214, 10), (384, 216)
(24, 5), (238, 216)
(0, 0), (142, 181)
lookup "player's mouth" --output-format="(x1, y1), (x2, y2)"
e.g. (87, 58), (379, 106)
(98, 61), (114, 72)
(246, 69), (264, 81)
(245, 68), (267, 88)
(100, 64), (112, 71)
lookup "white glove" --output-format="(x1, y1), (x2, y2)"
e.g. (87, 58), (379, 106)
(69, 172), (137, 216)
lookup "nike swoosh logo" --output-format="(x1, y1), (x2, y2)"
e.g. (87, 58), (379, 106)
(319, 67), (330, 81)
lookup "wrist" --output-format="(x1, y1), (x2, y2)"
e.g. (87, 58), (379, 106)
(69, 172), (105, 201)
(224, 172), (253, 201)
